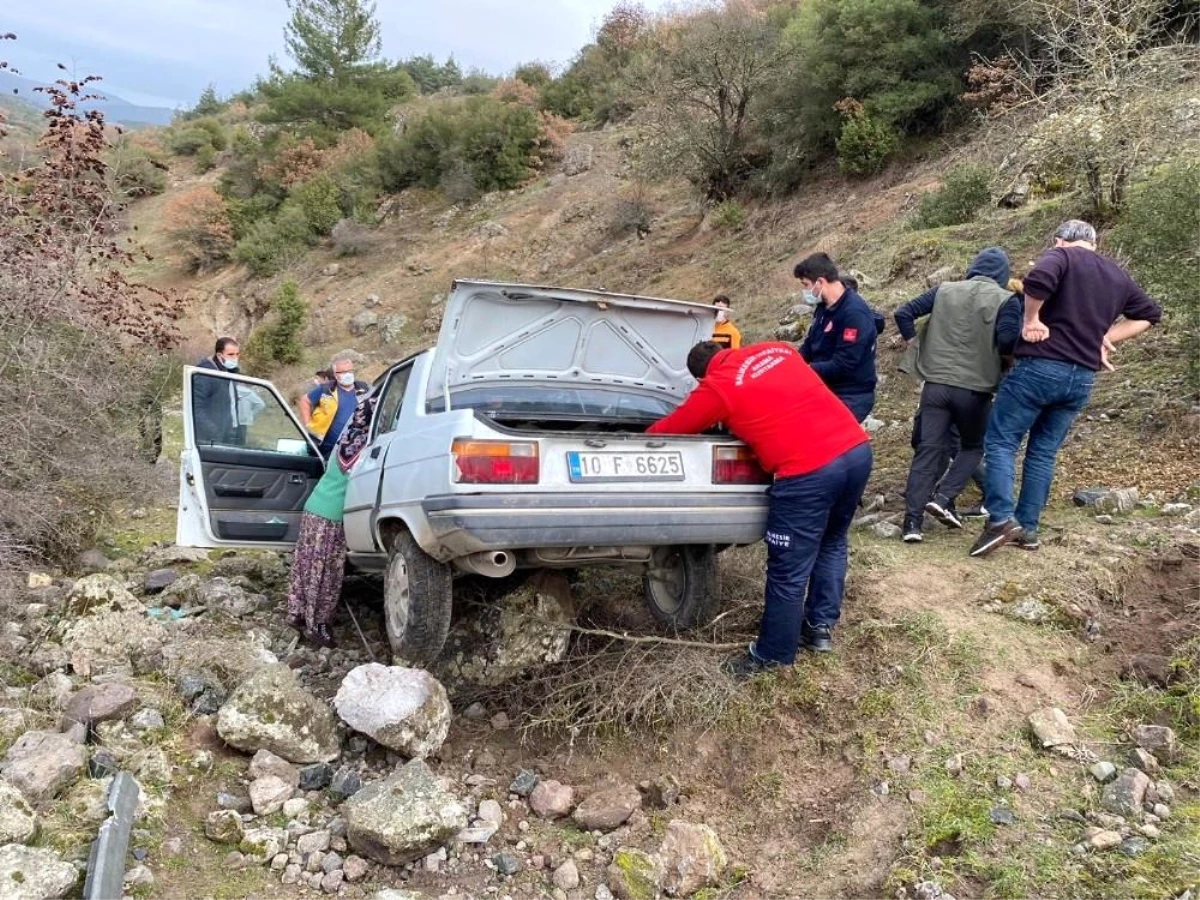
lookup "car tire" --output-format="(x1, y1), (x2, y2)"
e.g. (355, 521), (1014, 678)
(383, 530), (454, 666)
(642, 544), (720, 631)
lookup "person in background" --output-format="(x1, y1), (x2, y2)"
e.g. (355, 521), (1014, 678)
(894, 248), (1021, 543)
(285, 394), (377, 647)
(970, 220), (1162, 557)
(192, 337), (242, 445)
(795, 254), (879, 422)
(299, 350), (368, 458)
(710, 295), (742, 350)
(647, 341), (872, 677)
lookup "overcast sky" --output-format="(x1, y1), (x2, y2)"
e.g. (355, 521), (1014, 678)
(2, 0), (668, 110)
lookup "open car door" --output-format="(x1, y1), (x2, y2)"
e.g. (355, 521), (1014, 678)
(177, 366), (325, 549)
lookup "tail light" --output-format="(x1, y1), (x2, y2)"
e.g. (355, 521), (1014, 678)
(452, 439), (539, 484)
(712, 446), (771, 485)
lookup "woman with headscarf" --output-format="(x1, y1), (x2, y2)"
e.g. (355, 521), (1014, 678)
(285, 394), (377, 647)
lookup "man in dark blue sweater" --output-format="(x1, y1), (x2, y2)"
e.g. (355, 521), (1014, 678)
(795, 253), (879, 422)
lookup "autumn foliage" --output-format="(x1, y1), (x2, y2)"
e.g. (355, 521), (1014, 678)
(164, 185), (236, 271)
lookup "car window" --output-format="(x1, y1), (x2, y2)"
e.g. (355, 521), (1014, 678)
(374, 365), (413, 436)
(190, 371), (315, 456)
(428, 385), (677, 422)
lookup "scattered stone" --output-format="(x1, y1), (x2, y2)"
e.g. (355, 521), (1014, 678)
(1, 730), (86, 801)
(564, 144), (594, 176)
(205, 810), (245, 845)
(1162, 502), (1192, 516)
(0, 780), (39, 844)
(343, 854), (369, 883)
(1153, 782), (1175, 805)
(510, 769), (539, 797)
(344, 759), (468, 865)
(888, 755), (912, 774)
(945, 754), (964, 776)
(597, 886), (617, 900)
(349, 310), (378, 337)
(1015, 773), (1032, 791)
(1129, 747), (1160, 775)
(925, 266), (957, 288)
(320, 870), (344, 893)
(162, 837), (184, 856)
(27, 573), (53, 589)
(240, 826), (288, 863)
(531, 780), (575, 819)
(322, 263), (341, 276)
(871, 521), (902, 539)
(298, 830), (332, 856)
(1139, 824), (1161, 839)
(1008, 597), (1051, 623)
(250, 775), (294, 816)
(271, 853), (289, 871)
(1090, 761), (1118, 783)
(1095, 515), (1115, 525)
(914, 881), (950, 900)
(574, 783), (641, 832)
(1119, 836), (1150, 857)
(88, 749), (119, 780)
(659, 820), (727, 896)
(493, 850), (522, 876)
(66, 573), (141, 615)
(608, 847), (664, 900)
(216, 664), (340, 763)
(124, 864), (154, 890)
(144, 568), (179, 594)
(216, 791), (251, 813)
(299, 762), (334, 791)
(334, 664), (453, 758)
(330, 766), (362, 801)
(463, 702), (487, 720)
(321, 850), (343, 873)
(62, 682), (137, 727)
(381, 314), (409, 345)
(0, 844), (79, 900)
(250, 749), (300, 787)
(1132, 725), (1178, 762)
(76, 549), (112, 573)
(553, 859), (581, 891)
(1102, 768), (1151, 817)
(1094, 488), (1139, 515)
(283, 797), (308, 818)
(995, 776), (1013, 791)
(478, 798), (505, 829)
(862, 416), (887, 435)
(130, 708), (165, 732)
(990, 807), (1017, 826)
(1028, 707), (1076, 749)
(1088, 829), (1123, 851)
(1152, 803), (1170, 820)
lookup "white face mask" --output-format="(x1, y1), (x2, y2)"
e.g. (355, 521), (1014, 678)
(220, 356), (239, 371)
(336, 372), (356, 388)
(715, 309), (729, 323)
(802, 289), (821, 307)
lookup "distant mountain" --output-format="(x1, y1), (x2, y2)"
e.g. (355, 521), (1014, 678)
(0, 71), (176, 127)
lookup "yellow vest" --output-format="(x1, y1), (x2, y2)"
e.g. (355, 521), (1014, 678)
(307, 391), (339, 440)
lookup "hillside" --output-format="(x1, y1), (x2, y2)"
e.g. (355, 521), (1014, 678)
(0, 71), (176, 126)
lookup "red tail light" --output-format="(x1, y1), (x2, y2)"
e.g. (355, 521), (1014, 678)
(452, 439), (539, 484)
(712, 446), (771, 484)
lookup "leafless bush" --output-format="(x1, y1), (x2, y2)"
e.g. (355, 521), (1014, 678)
(608, 183), (653, 238)
(331, 217), (379, 256)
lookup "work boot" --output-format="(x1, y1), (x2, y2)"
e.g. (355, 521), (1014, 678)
(722, 644), (783, 681)
(902, 518), (923, 543)
(925, 495), (964, 529)
(801, 622), (834, 653)
(968, 519), (1023, 558)
(1016, 530), (1040, 551)
(305, 623), (336, 648)
(958, 503), (988, 519)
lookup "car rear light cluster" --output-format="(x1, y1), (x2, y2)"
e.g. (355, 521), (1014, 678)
(712, 446), (771, 485)
(452, 439), (539, 484)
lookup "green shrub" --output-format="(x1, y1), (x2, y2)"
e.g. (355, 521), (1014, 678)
(710, 200), (748, 231)
(914, 164), (992, 228)
(1111, 158), (1200, 375)
(234, 204), (313, 277)
(111, 149), (168, 198)
(836, 114), (900, 177)
(244, 280), (309, 368)
(291, 173), (344, 235)
(165, 117), (228, 157)
(194, 143), (218, 173)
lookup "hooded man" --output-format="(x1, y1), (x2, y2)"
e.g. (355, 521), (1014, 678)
(894, 247), (1021, 542)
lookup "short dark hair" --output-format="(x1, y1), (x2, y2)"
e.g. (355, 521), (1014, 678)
(687, 341), (723, 379)
(712, 294), (731, 307)
(215, 336), (239, 354)
(793, 253), (840, 283)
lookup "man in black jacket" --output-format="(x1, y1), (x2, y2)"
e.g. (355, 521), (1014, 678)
(193, 336), (243, 445)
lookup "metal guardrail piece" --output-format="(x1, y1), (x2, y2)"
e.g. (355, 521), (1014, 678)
(83, 771), (141, 900)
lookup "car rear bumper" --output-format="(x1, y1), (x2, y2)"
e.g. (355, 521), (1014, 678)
(421, 492), (768, 557)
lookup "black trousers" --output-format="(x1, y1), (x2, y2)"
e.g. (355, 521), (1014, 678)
(905, 383), (992, 522)
(910, 414), (987, 495)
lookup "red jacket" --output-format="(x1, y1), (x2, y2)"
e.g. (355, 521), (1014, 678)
(647, 343), (869, 478)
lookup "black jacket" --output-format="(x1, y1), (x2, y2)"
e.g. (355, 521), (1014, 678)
(799, 287), (879, 396)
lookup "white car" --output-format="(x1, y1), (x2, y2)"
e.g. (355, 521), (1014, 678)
(178, 280), (770, 663)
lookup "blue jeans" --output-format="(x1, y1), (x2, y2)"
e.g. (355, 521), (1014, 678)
(983, 358), (1095, 533)
(755, 442), (873, 664)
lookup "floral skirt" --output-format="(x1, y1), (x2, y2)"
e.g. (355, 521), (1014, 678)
(286, 512), (346, 627)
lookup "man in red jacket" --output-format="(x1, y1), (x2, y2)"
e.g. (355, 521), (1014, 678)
(648, 341), (873, 677)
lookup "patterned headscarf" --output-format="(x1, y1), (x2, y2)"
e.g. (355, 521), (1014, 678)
(335, 395), (377, 474)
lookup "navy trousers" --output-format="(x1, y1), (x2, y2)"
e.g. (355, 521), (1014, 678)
(755, 442), (873, 664)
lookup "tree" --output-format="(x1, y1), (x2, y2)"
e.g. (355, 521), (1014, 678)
(189, 84), (225, 118)
(284, 0), (381, 84)
(164, 186), (236, 271)
(245, 280), (309, 367)
(401, 55), (462, 93)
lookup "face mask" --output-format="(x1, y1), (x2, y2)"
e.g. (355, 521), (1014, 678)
(220, 357), (239, 371)
(802, 290), (821, 307)
(337, 372), (356, 388)
(715, 309), (729, 323)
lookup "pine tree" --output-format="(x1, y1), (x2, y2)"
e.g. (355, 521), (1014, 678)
(284, 0), (382, 84)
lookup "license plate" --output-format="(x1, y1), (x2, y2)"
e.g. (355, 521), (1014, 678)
(567, 451), (685, 483)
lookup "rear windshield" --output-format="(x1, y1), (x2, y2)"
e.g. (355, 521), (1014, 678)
(427, 385), (677, 422)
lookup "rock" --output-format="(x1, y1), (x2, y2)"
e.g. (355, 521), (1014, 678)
(0, 780), (39, 843)
(989, 807), (1017, 826)
(1128, 747), (1160, 775)
(999, 171), (1031, 208)
(574, 783), (642, 831)
(250, 775), (294, 816)
(1095, 515), (1115, 525)
(241, 826), (288, 863)
(76, 548), (111, 573)
(1152, 802), (1170, 820)
(463, 702), (487, 720)
(298, 830), (332, 856)
(995, 776), (1013, 790)
(1087, 829), (1122, 851)
(1072, 487), (1108, 507)
(381, 314), (409, 345)
(1015, 773), (1031, 791)
(322, 850), (343, 873)
(63, 682), (138, 727)
(478, 799), (505, 829)
(564, 144), (594, 176)
(945, 754), (964, 776)
(1008, 597), (1051, 623)
(490, 711), (510, 730)
(300, 762), (334, 791)
(124, 864), (154, 890)
(1121, 654), (1174, 688)
(871, 521), (902, 539)
(608, 847), (664, 900)
(1102, 768), (1151, 817)
(494, 850), (522, 876)
(1094, 488), (1139, 515)
(330, 766), (362, 801)
(216, 791), (251, 813)
(1162, 502), (1192, 516)
(283, 797), (308, 818)
(349, 310), (379, 337)
(131, 747), (172, 786)
(0, 844), (79, 900)
(250, 749), (300, 787)
(531, 780), (574, 819)
(1119, 836), (1150, 857)
(59, 606), (167, 677)
(334, 664), (453, 758)
(322, 263), (341, 276)
(1, 730), (86, 801)
(1153, 781), (1175, 805)
(1028, 707), (1076, 749)
(1090, 761), (1118, 783)
(1132, 725), (1178, 761)
(862, 416), (886, 435)
(206, 809), (245, 844)
(27, 573), (53, 589)
(344, 759), (468, 865)
(320, 870), (344, 893)
(343, 854), (369, 883)
(66, 573), (141, 616)
(926, 265), (957, 288)
(510, 769), (539, 797)
(554, 859), (581, 890)
(659, 820), (727, 896)
(216, 664), (340, 763)
(88, 749), (119, 780)
(144, 568), (179, 593)
(143, 545), (209, 567)
(130, 708), (165, 732)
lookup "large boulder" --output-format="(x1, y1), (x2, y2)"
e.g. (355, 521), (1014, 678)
(0, 780), (39, 843)
(0, 844), (79, 900)
(1094, 488), (1139, 515)
(607, 848), (664, 900)
(434, 572), (575, 689)
(59, 609), (167, 677)
(65, 574), (142, 616)
(1, 731), (86, 801)
(345, 760), (468, 865)
(659, 821), (728, 897)
(334, 664), (452, 758)
(62, 683), (138, 727)
(1102, 768), (1151, 817)
(216, 665), (340, 763)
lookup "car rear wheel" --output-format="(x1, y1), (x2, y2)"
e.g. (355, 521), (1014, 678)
(642, 544), (720, 630)
(383, 530), (453, 666)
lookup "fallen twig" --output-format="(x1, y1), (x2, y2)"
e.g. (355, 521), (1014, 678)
(564, 623), (744, 651)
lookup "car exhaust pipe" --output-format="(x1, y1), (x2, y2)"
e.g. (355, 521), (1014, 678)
(454, 550), (517, 579)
